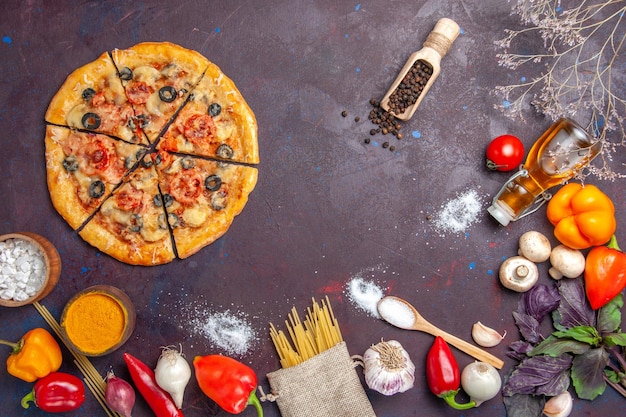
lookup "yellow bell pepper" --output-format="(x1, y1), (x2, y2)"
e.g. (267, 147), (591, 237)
(0, 328), (62, 382)
(546, 183), (616, 250)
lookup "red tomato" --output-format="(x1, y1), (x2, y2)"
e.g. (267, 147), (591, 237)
(485, 134), (524, 171)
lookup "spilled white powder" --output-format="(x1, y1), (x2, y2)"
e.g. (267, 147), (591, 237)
(377, 297), (416, 329)
(433, 189), (483, 234)
(190, 309), (256, 356)
(346, 277), (385, 318)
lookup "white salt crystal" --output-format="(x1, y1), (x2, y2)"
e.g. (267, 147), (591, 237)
(378, 297), (416, 329)
(0, 238), (46, 302)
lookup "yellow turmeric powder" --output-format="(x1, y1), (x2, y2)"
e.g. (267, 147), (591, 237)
(63, 292), (127, 355)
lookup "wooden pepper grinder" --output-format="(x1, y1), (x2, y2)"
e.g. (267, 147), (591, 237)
(380, 18), (460, 121)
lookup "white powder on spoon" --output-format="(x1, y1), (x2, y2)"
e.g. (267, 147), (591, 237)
(377, 297), (416, 329)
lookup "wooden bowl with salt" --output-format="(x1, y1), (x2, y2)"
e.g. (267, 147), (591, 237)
(0, 232), (61, 308)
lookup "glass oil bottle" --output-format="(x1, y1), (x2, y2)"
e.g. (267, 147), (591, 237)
(488, 118), (602, 226)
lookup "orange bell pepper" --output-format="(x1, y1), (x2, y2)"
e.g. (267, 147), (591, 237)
(546, 183), (616, 250)
(0, 328), (62, 382)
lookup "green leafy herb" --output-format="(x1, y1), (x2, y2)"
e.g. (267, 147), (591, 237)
(504, 279), (626, 416)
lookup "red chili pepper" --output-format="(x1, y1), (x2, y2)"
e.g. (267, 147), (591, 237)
(584, 235), (626, 309)
(193, 354), (263, 417)
(123, 352), (184, 417)
(20, 371), (85, 412)
(426, 336), (475, 410)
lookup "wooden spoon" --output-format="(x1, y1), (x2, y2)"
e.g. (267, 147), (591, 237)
(377, 295), (505, 369)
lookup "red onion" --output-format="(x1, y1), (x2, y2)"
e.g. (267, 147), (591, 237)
(105, 371), (136, 417)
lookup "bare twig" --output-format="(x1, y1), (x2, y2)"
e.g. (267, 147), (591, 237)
(494, 0), (626, 180)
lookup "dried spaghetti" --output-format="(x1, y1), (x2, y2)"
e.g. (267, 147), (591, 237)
(270, 296), (343, 368)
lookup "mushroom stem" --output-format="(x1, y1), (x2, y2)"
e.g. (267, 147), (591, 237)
(515, 265), (529, 278)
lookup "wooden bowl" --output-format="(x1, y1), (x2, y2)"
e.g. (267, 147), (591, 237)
(0, 232), (61, 307)
(60, 285), (136, 356)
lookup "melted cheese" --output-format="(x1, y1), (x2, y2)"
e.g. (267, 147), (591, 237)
(133, 65), (162, 84)
(66, 104), (89, 129)
(182, 206), (208, 227)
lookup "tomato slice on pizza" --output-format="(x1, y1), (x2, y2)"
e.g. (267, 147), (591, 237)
(154, 151), (258, 259)
(111, 42), (209, 143)
(45, 52), (148, 145)
(45, 125), (144, 230)
(79, 162), (175, 265)
(157, 61), (259, 164)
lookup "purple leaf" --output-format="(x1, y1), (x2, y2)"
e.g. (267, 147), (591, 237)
(513, 311), (542, 344)
(553, 278), (595, 330)
(522, 283), (560, 322)
(502, 355), (572, 396)
(571, 348), (610, 400)
(507, 340), (535, 361)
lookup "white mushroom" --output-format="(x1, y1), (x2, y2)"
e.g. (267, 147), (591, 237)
(499, 256), (539, 292)
(549, 245), (586, 280)
(518, 231), (552, 263)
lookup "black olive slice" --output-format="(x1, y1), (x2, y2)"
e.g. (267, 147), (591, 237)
(208, 103), (222, 117)
(211, 191), (227, 211)
(158, 86), (178, 103)
(216, 144), (234, 159)
(181, 156), (195, 170)
(124, 156), (136, 170)
(135, 114), (149, 128)
(118, 67), (133, 81)
(62, 156), (79, 172)
(162, 193), (173, 208)
(157, 213), (168, 230)
(81, 88), (96, 101)
(82, 112), (101, 130)
(89, 180), (105, 198)
(129, 214), (143, 232)
(168, 212), (180, 228)
(141, 154), (154, 168)
(153, 194), (163, 207)
(205, 175), (222, 191)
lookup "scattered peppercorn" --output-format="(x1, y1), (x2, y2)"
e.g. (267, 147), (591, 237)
(389, 145), (396, 152)
(364, 138), (371, 144)
(382, 142), (389, 149)
(341, 110), (348, 117)
(354, 116), (360, 122)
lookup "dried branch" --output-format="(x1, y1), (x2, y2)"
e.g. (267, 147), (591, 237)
(494, 0), (626, 180)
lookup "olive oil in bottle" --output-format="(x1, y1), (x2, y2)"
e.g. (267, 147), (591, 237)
(488, 118), (602, 226)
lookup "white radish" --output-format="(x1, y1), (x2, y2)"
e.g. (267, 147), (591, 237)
(154, 345), (191, 409)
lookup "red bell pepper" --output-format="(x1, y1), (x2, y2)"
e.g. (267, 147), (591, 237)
(123, 352), (183, 417)
(21, 371), (85, 412)
(584, 235), (626, 309)
(193, 354), (263, 416)
(426, 336), (475, 410)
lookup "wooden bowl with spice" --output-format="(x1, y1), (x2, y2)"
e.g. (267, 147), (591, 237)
(0, 232), (61, 308)
(60, 285), (136, 356)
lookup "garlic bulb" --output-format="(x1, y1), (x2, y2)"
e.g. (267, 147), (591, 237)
(543, 391), (573, 417)
(472, 321), (506, 347)
(362, 339), (415, 395)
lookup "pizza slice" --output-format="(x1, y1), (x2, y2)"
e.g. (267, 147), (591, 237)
(79, 161), (175, 265)
(111, 42), (209, 142)
(156, 60), (259, 164)
(45, 125), (144, 230)
(45, 52), (147, 145)
(154, 151), (258, 259)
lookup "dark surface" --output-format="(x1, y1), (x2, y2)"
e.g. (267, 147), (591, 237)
(1, 1), (624, 416)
